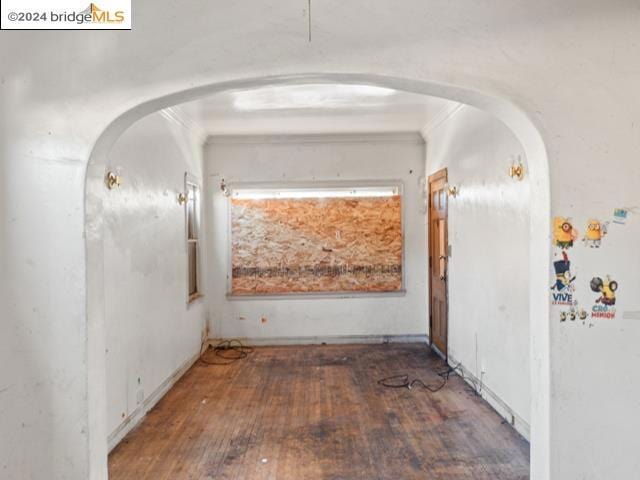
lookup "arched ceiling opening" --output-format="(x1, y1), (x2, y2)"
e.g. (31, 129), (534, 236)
(173, 83), (459, 135)
(85, 73), (550, 479)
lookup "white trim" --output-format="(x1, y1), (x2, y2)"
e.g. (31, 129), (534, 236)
(447, 352), (531, 441)
(160, 106), (207, 145)
(226, 179), (405, 191)
(430, 343), (447, 361)
(107, 350), (201, 452)
(232, 185), (399, 200)
(225, 179), (406, 297)
(208, 334), (428, 347)
(206, 131), (424, 145)
(184, 173), (203, 304)
(420, 102), (465, 140)
(226, 289), (407, 301)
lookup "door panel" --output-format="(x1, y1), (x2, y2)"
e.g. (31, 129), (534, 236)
(428, 169), (448, 357)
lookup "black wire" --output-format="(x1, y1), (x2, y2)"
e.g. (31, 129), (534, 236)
(200, 339), (254, 366)
(377, 363), (461, 393)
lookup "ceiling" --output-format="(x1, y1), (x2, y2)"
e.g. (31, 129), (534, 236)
(172, 83), (459, 136)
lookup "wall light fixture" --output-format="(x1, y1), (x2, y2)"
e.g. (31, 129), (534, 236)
(106, 171), (122, 190)
(509, 156), (525, 181)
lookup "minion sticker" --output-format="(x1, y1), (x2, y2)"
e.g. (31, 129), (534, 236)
(559, 307), (588, 323)
(582, 219), (608, 248)
(551, 252), (575, 292)
(553, 217), (578, 249)
(590, 276), (617, 305)
(590, 276), (618, 319)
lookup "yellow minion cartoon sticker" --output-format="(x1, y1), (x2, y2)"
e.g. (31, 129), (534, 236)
(550, 251), (575, 305)
(590, 275), (618, 319)
(559, 307), (588, 322)
(590, 276), (617, 306)
(582, 219), (608, 248)
(553, 217), (578, 249)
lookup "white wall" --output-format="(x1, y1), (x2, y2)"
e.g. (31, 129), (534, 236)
(204, 133), (427, 341)
(2, 2), (640, 479)
(426, 105), (531, 435)
(101, 110), (207, 446)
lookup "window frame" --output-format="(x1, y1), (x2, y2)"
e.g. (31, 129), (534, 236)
(225, 180), (406, 299)
(185, 173), (202, 304)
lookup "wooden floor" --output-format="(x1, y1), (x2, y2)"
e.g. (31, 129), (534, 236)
(109, 344), (529, 480)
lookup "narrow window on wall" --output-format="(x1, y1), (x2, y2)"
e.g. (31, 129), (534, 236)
(185, 175), (201, 302)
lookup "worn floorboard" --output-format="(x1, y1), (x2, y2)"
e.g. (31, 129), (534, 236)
(108, 343), (529, 480)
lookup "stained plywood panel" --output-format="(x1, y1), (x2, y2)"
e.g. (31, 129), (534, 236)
(230, 196), (403, 294)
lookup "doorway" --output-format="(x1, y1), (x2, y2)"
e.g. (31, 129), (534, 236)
(85, 73), (551, 479)
(428, 168), (448, 358)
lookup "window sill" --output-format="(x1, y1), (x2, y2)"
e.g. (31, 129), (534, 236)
(225, 289), (407, 301)
(188, 293), (204, 305)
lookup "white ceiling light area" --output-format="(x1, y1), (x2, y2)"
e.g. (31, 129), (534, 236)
(172, 83), (460, 136)
(231, 84), (396, 111)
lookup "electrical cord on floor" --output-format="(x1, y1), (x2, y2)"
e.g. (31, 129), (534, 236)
(200, 339), (254, 366)
(377, 362), (473, 394)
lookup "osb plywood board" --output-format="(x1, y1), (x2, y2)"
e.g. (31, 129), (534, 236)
(230, 196), (403, 295)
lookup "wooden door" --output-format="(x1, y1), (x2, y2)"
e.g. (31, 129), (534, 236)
(428, 169), (449, 358)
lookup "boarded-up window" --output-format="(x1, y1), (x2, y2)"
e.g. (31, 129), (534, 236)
(229, 185), (403, 295)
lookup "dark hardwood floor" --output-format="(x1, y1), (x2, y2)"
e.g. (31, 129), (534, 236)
(108, 343), (529, 480)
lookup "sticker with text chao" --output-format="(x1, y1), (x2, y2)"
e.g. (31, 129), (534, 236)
(590, 276), (618, 319)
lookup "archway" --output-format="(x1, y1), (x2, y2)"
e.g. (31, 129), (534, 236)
(85, 73), (550, 479)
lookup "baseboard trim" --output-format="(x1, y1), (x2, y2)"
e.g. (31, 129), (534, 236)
(447, 353), (531, 441)
(107, 350), (201, 452)
(209, 334), (428, 347)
